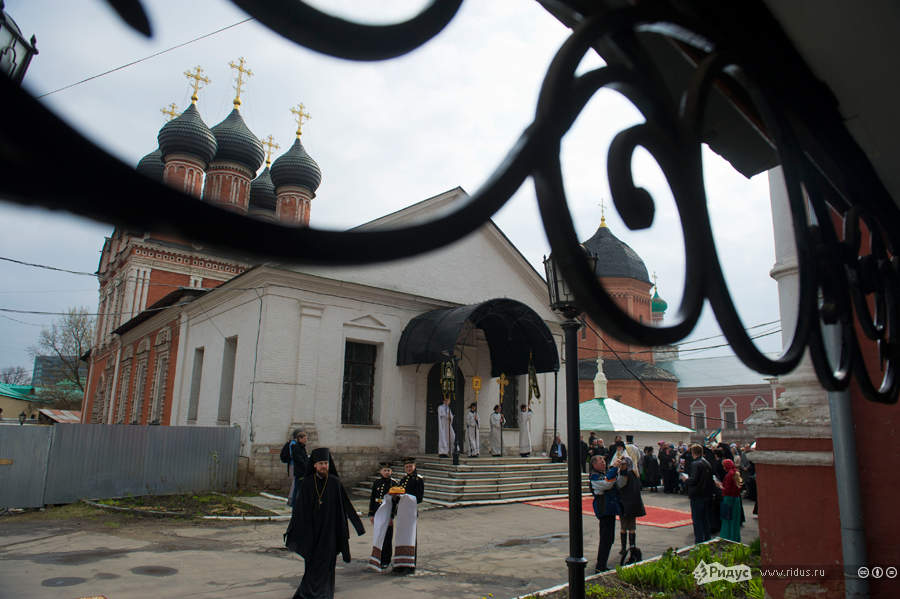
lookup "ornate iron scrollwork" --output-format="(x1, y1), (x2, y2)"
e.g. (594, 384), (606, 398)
(2, 0), (898, 403)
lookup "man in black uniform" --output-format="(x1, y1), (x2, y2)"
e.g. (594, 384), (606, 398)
(285, 448), (364, 598)
(393, 457), (424, 574)
(368, 462), (396, 571)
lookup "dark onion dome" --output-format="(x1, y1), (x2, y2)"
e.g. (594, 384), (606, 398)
(210, 109), (265, 172)
(270, 138), (322, 193)
(581, 224), (651, 283)
(249, 167), (277, 213)
(651, 289), (668, 313)
(158, 103), (217, 166)
(136, 148), (164, 182)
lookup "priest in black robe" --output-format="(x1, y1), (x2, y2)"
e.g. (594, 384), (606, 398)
(285, 448), (365, 599)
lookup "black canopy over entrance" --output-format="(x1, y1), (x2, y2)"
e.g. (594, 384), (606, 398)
(397, 298), (559, 376)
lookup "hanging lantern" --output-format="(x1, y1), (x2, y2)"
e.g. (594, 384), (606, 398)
(440, 359), (455, 401)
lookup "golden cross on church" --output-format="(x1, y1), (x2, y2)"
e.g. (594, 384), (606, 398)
(652, 271), (658, 293)
(261, 134), (280, 167)
(228, 57), (253, 108)
(160, 102), (180, 122)
(497, 373), (509, 404)
(290, 103), (311, 138)
(598, 198), (608, 228)
(184, 65), (210, 105)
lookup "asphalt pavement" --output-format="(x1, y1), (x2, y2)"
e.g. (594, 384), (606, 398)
(0, 491), (757, 599)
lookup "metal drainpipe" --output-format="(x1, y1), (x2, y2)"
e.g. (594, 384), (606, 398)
(825, 326), (869, 597)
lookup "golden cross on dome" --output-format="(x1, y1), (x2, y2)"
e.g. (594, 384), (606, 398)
(228, 57), (253, 108)
(290, 103), (311, 138)
(652, 271), (659, 293)
(160, 102), (180, 122)
(497, 373), (509, 404)
(261, 134), (280, 167)
(599, 198), (608, 228)
(184, 65), (211, 105)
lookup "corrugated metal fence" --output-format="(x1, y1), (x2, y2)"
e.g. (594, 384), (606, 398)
(0, 424), (240, 508)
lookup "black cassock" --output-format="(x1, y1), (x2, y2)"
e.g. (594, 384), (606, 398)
(285, 472), (365, 599)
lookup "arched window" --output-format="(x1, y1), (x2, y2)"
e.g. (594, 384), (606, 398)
(720, 397), (737, 430)
(690, 399), (707, 431)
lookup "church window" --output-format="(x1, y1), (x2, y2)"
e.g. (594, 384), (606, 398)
(501, 377), (520, 428)
(115, 363), (131, 424)
(131, 360), (147, 423)
(187, 347), (204, 422)
(217, 337), (238, 424)
(190, 276), (202, 288)
(92, 375), (107, 423)
(720, 397), (737, 430)
(150, 354), (169, 424)
(692, 412), (705, 430)
(341, 342), (376, 425)
(690, 398), (706, 431)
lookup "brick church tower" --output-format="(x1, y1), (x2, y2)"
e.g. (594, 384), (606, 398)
(576, 213), (679, 424)
(82, 60), (323, 425)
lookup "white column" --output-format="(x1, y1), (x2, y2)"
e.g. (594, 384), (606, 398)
(746, 166), (830, 439)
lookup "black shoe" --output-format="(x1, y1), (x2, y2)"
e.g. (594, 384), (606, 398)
(438, 454), (449, 458)
(392, 567), (412, 576)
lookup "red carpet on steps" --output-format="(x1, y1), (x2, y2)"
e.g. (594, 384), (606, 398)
(524, 497), (693, 528)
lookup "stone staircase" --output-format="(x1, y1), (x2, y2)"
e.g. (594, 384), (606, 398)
(352, 455), (591, 506)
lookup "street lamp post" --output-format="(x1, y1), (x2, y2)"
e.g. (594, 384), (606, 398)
(544, 250), (596, 599)
(0, 2), (39, 85)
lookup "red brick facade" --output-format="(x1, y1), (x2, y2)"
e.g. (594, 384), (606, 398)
(576, 275), (679, 423)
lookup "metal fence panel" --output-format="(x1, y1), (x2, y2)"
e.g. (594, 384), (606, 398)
(41, 424), (239, 505)
(0, 426), (53, 508)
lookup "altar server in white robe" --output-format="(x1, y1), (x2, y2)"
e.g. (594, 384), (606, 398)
(518, 404), (533, 457)
(465, 402), (480, 457)
(489, 404), (505, 456)
(437, 396), (455, 457)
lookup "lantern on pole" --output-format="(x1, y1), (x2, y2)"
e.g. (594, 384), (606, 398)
(440, 359), (456, 401)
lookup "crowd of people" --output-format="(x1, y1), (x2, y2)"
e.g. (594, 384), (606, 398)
(573, 433), (757, 572)
(278, 426), (759, 596)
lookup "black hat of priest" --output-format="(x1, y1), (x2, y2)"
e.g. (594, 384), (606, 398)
(378, 461), (392, 468)
(310, 447), (330, 464)
(402, 456), (416, 464)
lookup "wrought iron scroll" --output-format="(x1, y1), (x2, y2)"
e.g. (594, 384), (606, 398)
(1, 0), (898, 403)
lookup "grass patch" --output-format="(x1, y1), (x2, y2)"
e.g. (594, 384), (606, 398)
(95, 493), (275, 517)
(534, 540), (763, 599)
(1, 502), (117, 522)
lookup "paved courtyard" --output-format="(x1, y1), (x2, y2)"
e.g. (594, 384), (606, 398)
(0, 492), (757, 599)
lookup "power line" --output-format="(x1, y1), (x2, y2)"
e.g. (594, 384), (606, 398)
(36, 18), (255, 98)
(0, 256), (96, 276)
(580, 318), (769, 425)
(674, 320), (781, 346)
(576, 326), (782, 356)
(0, 313), (48, 327)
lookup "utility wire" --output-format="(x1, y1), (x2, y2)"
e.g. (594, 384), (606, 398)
(581, 318), (771, 424)
(0, 256), (96, 276)
(577, 327), (783, 357)
(36, 18), (254, 98)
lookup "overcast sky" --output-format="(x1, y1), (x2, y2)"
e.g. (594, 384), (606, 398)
(1, 0), (782, 373)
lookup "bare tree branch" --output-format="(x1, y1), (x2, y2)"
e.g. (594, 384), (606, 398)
(28, 307), (94, 406)
(0, 366), (31, 385)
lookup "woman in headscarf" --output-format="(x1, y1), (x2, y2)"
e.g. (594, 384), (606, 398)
(719, 458), (744, 542)
(617, 456), (645, 560)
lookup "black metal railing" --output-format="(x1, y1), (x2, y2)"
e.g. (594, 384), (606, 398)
(1, 0), (897, 404)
